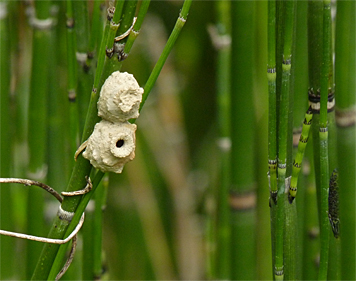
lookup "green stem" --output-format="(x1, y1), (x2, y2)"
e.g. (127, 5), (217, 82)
(0, 1), (15, 278)
(289, 107), (313, 201)
(268, 0), (277, 205)
(214, 1), (231, 279)
(66, 0), (79, 159)
(302, 155), (319, 280)
(140, 0), (192, 110)
(73, 0), (92, 134)
(27, 0), (52, 278)
(47, 171), (105, 281)
(230, 1), (256, 279)
(275, 1), (296, 279)
(335, 1), (356, 280)
(318, 1), (331, 279)
(101, 0), (137, 78)
(124, 0), (151, 53)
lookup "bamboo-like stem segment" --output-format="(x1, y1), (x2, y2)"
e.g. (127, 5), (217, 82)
(317, 1), (331, 279)
(0, 1), (15, 278)
(214, 0), (231, 278)
(267, 1), (277, 278)
(274, 1), (296, 279)
(230, 1), (256, 279)
(267, 0), (277, 205)
(289, 107), (313, 202)
(335, 1), (356, 280)
(27, 0), (52, 277)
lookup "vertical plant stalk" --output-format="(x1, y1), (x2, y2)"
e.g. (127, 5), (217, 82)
(230, 1), (256, 280)
(289, 107), (313, 202)
(123, 0), (150, 54)
(301, 157), (320, 280)
(66, 0), (79, 158)
(213, 1), (231, 279)
(87, 0), (103, 62)
(308, 0), (323, 225)
(92, 178), (107, 279)
(73, 0), (93, 135)
(291, 1), (309, 277)
(335, 1), (356, 280)
(140, 0), (192, 108)
(274, 0), (296, 279)
(26, 0), (51, 278)
(267, 0), (277, 206)
(0, 1), (14, 278)
(317, 1), (331, 279)
(267, 1), (277, 278)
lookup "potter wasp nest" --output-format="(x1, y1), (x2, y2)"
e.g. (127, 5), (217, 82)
(82, 71), (143, 173)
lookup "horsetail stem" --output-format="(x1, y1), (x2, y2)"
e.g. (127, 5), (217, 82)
(335, 0), (356, 279)
(274, 0), (296, 279)
(289, 106), (313, 202)
(318, 0), (332, 279)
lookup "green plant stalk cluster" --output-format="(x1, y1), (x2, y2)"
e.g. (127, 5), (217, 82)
(32, 3), (126, 278)
(32, 1), (193, 279)
(101, 0), (137, 78)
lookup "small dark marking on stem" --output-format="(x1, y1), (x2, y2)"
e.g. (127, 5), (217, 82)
(274, 266), (284, 276)
(106, 47), (114, 58)
(270, 191), (278, 206)
(107, 7), (115, 21)
(293, 160), (301, 168)
(87, 52), (94, 60)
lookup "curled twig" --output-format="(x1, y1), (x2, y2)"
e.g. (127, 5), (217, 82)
(0, 177), (85, 279)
